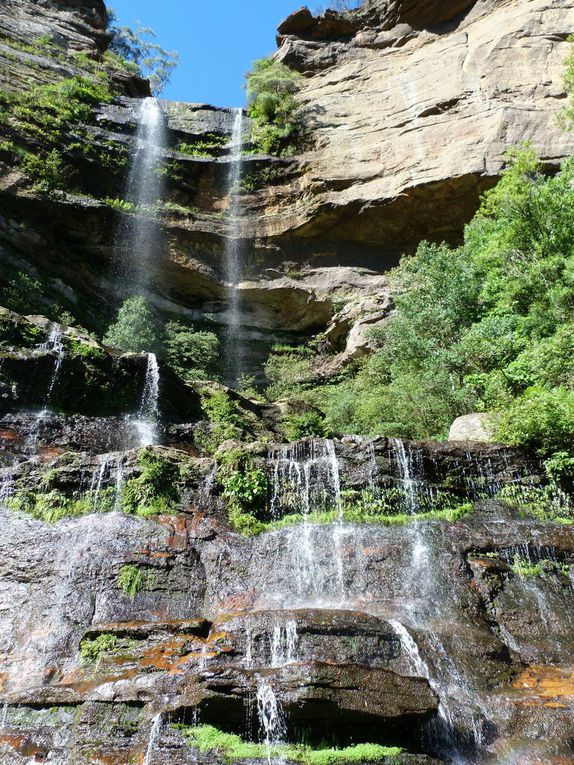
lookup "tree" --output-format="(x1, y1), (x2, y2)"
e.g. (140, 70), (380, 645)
(103, 296), (160, 353)
(164, 321), (220, 381)
(108, 12), (179, 95)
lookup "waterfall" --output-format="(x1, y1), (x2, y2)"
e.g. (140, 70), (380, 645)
(268, 439), (347, 606)
(257, 681), (286, 762)
(116, 97), (166, 286)
(270, 621), (298, 667)
(223, 108), (245, 386)
(143, 713), (162, 765)
(134, 353), (160, 447)
(28, 326), (65, 447)
(391, 438), (418, 513)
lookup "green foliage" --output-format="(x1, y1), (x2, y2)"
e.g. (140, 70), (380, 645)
(177, 135), (227, 158)
(108, 18), (179, 95)
(240, 166), (283, 192)
(216, 450), (269, 535)
(20, 149), (70, 192)
(121, 450), (180, 517)
(264, 346), (314, 401)
(164, 321), (220, 381)
(7, 490), (95, 524)
(80, 634), (118, 665)
(104, 197), (135, 213)
(180, 724), (402, 763)
(3, 73), (115, 193)
(103, 296), (160, 354)
(196, 390), (246, 453)
(117, 564), (154, 597)
(496, 483), (573, 523)
(320, 149), (574, 460)
(0, 272), (45, 315)
(283, 411), (329, 441)
(511, 558), (570, 578)
(245, 58), (303, 156)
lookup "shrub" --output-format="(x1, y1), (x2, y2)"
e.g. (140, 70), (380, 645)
(164, 321), (220, 381)
(121, 450), (180, 517)
(117, 563), (156, 596)
(196, 390), (245, 453)
(283, 411), (329, 441)
(245, 58), (303, 156)
(103, 296), (160, 353)
(264, 347), (314, 401)
(20, 149), (70, 192)
(1, 271), (45, 315)
(216, 449), (268, 535)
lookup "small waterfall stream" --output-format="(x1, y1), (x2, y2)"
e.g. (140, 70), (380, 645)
(143, 713), (163, 765)
(116, 97), (166, 285)
(223, 108), (245, 386)
(133, 352), (160, 447)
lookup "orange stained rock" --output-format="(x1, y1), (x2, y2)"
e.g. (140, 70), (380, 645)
(0, 732), (47, 758)
(513, 666), (574, 707)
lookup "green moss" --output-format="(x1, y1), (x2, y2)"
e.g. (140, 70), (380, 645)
(7, 490), (100, 524)
(80, 634), (118, 664)
(117, 564), (143, 596)
(179, 725), (402, 763)
(104, 197), (135, 213)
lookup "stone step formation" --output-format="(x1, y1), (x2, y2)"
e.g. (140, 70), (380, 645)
(0, 1), (574, 764)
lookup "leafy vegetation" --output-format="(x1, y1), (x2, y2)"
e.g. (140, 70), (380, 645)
(264, 345), (315, 401)
(313, 148), (574, 474)
(164, 321), (220, 382)
(510, 557), (570, 577)
(108, 14), (179, 95)
(176, 135), (227, 158)
(117, 563), (155, 596)
(1, 74), (115, 192)
(179, 724), (402, 763)
(240, 166), (284, 192)
(80, 634), (118, 664)
(245, 58), (303, 156)
(121, 450), (181, 517)
(216, 449), (269, 535)
(196, 390), (247, 453)
(103, 296), (160, 354)
(282, 410), (329, 441)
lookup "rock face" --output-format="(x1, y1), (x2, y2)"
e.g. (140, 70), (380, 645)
(1, 2), (574, 762)
(275, 0), (574, 250)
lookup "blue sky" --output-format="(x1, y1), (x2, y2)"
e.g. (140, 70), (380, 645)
(108, 0), (306, 106)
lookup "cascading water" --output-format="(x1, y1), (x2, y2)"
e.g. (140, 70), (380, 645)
(256, 681), (286, 763)
(115, 97), (166, 287)
(28, 326), (65, 447)
(133, 352), (160, 447)
(268, 439), (345, 606)
(143, 713), (162, 765)
(270, 621), (298, 668)
(223, 108), (245, 386)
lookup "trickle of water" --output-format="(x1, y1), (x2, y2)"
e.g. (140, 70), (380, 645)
(270, 621), (298, 667)
(223, 108), (245, 386)
(391, 438), (419, 513)
(134, 353), (160, 447)
(0, 701), (8, 729)
(143, 713), (162, 765)
(390, 619), (430, 678)
(257, 681), (286, 762)
(28, 326), (65, 448)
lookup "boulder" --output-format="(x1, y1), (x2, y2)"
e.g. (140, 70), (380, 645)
(448, 413), (493, 443)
